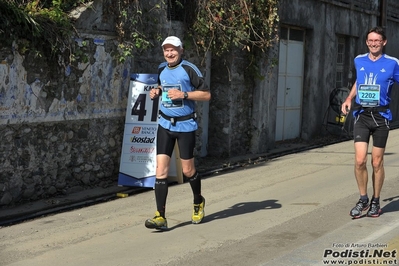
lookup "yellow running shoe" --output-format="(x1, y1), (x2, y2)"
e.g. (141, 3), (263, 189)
(145, 211), (168, 230)
(192, 196), (205, 224)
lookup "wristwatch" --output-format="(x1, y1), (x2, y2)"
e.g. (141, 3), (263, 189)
(183, 92), (188, 99)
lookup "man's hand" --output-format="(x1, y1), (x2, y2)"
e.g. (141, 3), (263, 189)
(167, 89), (184, 100)
(150, 87), (161, 99)
(342, 82), (356, 115)
(341, 98), (351, 115)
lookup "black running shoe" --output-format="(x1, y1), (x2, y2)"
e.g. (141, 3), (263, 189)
(367, 201), (382, 217)
(350, 199), (369, 218)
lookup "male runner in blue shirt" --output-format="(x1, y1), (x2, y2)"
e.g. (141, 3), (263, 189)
(342, 26), (399, 218)
(145, 36), (211, 229)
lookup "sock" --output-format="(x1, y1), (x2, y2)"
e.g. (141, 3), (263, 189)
(154, 178), (168, 218)
(360, 195), (368, 202)
(371, 197), (379, 203)
(187, 171), (202, 204)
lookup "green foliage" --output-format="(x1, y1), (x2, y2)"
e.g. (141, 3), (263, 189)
(110, 0), (280, 62)
(0, 0), (279, 64)
(0, 0), (80, 56)
(71, 39), (89, 63)
(107, 0), (163, 63)
(187, 0), (280, 56)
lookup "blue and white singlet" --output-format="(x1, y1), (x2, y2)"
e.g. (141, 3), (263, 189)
(157, 59), (209, 132)
(354, 53), (399, 120)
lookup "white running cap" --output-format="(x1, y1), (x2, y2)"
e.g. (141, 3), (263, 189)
(161, 36), (183, 48)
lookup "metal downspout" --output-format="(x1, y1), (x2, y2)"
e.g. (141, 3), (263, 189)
(380, 0), (387, 28)
(200, 51), (211, 157)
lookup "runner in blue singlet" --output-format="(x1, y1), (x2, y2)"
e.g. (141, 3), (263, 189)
(144, 36), (211, 230)
(341, 26), (399, 219)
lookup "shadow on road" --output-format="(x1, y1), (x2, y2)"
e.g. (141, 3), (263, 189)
(165, 199), (281, 231)
(382, 195), (399, 213)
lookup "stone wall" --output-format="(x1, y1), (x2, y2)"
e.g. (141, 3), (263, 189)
(0, 1), (209, 206)
(207, 48), (259, 157)
(0, 1), (130, 206)
(0, 33), (129, 206)
(0, 118), (123, 205)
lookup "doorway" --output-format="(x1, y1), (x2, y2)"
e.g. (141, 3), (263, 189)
(275, 27), (305, 141)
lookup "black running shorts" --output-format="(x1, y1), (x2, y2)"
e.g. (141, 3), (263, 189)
(156, 125), (196, 159)
(353, 111), (390, 148)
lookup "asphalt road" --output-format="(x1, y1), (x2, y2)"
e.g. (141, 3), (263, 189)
(1, 130), (399, 266)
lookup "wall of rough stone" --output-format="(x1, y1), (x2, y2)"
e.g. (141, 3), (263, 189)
(0, 118), (123, 205)
(0, 39), (129, 205)
(0, 0), (210, 206)
(250, 47), (279, 154)
(0, 1), (131, 206)
(207, 48), (258, 157)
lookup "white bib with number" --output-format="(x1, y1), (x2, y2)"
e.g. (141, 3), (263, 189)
(358, 84), (380, 107)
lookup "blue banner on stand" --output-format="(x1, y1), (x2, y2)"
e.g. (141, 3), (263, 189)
(118, 172), (156, 188)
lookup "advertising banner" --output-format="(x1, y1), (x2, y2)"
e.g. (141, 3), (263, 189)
(118, 74), (182, 188)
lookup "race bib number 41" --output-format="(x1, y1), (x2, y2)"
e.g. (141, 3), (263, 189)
(358, 84), (380, 107)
